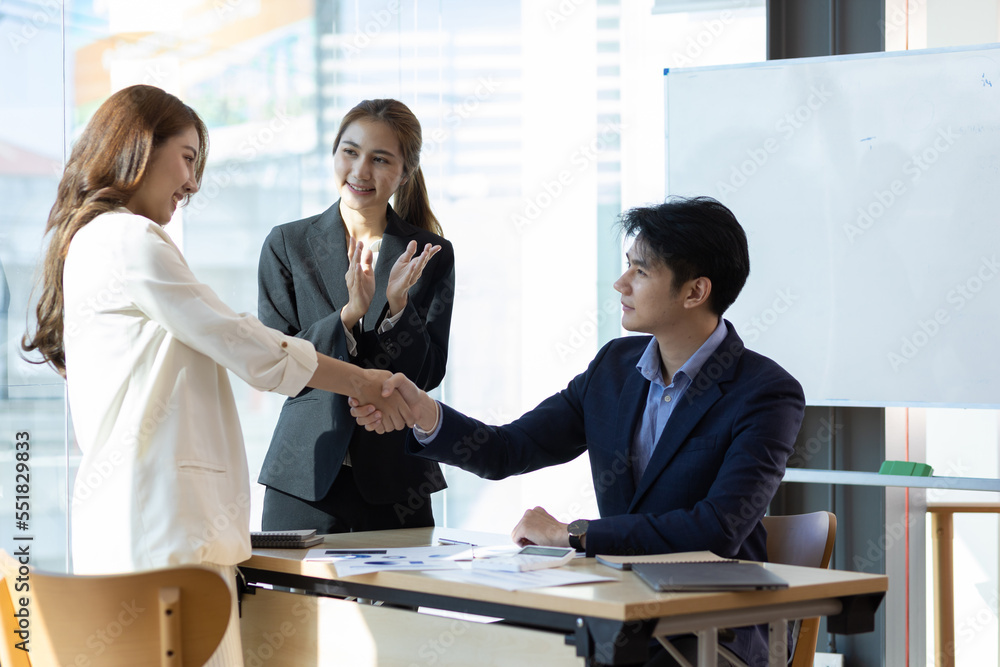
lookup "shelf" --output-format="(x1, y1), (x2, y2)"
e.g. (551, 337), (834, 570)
(781, 468), (1000, 492)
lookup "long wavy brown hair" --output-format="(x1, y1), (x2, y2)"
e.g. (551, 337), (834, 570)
(21, 85), (208, 375)
(333, 99), (442, 237)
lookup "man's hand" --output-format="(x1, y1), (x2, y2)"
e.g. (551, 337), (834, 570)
(386, 241), (441, 316)
(511, 507), (571, 548)
(349, 368), (413, 433)
(349, 373), (439, 433)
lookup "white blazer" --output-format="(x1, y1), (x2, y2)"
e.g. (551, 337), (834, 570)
(64, 210), (317, 574)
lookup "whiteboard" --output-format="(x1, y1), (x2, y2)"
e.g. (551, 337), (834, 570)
(664, 44), (1000, 408)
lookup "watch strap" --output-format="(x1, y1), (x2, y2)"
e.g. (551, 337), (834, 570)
(567, 519), (589, 552)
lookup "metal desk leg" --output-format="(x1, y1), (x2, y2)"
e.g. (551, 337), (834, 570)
(575, 617), (657, 665)
(695, 628), (719, 667)
(768, 619), (788, 667)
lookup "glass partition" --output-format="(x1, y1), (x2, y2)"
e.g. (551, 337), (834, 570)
(1, 0), (70, 572)
(1, 0), (765, 572)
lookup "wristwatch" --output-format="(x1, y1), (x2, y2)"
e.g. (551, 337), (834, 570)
(567, 519), (589, 552)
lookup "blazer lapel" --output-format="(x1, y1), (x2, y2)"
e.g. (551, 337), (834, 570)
(610, 366), (647, 509)
(307, 204), (350, 311)
(628, 324), (745, 511)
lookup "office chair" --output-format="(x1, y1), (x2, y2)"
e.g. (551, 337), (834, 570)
(0, 550), (231, 666)
(762, 510), (838, 667)
(657, 511), (837, 667)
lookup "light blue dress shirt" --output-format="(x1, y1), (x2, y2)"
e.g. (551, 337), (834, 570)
(630, 318), (728, 485)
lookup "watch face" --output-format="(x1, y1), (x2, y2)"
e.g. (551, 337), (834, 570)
(568, 519), (589, 536)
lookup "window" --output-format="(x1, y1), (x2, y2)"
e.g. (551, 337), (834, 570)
(0, 0), (765, 570)
(885, 1), (1000, 663)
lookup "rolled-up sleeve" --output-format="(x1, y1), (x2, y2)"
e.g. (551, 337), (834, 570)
(257, 326), (319, 396)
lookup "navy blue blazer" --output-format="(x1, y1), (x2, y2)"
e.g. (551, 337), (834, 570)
(259, 203), (453, 506)
(407, 322), (804, 664)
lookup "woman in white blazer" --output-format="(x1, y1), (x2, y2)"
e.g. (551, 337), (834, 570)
(21, 84), (412, 667)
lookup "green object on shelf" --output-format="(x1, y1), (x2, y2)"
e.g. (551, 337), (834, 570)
(879, 461), (914, 475)
(878, 460), (933, 476)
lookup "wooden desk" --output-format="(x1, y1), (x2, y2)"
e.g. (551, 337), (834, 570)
(239, 528), (887, 667)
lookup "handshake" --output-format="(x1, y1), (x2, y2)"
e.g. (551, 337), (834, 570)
(347, 368), (577, 550)
(348, 370), (439, 434)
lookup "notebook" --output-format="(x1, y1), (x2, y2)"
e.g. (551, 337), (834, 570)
(595, 550), (735, 570)
(251, 529), (324, 549)
(632, 561), (789, 592)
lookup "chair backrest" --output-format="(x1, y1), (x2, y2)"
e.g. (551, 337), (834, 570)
(762, 510), (837, 569)
(0, 559), (32, 667)
(0, 551), (230, 667)
(761, 511), (837, 667)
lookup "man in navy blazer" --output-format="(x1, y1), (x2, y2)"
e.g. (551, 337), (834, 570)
(356, 196), (805, 666)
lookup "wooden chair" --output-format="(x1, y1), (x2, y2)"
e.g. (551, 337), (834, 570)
(762, 510), (838, 667)
(0, 557), (30, 667)
(656, 511), (838, 667)
(0, 550), (231, 666)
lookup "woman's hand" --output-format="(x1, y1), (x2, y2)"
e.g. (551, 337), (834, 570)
(305, 357), (412, 433)
(349, 373), (439, 433)
(341, 236), (375, 329)
(386, 241), (441, 317)
(350, 368), (414, 433)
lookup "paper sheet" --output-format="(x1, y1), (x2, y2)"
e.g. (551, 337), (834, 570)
(301, 542), (607, 588)
(432, 567), (616, 591)
(304, 544), (469, 576)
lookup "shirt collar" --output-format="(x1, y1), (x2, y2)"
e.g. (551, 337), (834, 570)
(636, 318), (728, 387)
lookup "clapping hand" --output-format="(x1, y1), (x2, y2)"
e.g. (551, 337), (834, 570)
(386, 241), (441, 316)
(341, 236), (375, 329)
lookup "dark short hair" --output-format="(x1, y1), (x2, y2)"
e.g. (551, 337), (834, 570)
(618, 196), (749, 315)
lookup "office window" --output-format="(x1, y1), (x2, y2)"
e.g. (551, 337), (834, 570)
(0, 0), (70, 571)
(0, 0), (765, 569)
(885, 0), (1000, 663)
(924, 410), (1000, 665)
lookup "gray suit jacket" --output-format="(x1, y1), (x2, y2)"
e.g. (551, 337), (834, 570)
(257, 202), (452, 505)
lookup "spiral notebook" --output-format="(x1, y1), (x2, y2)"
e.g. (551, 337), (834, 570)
(251, 529), (324, 549)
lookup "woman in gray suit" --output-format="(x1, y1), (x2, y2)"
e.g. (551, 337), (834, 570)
(258, 99), (454, 533)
